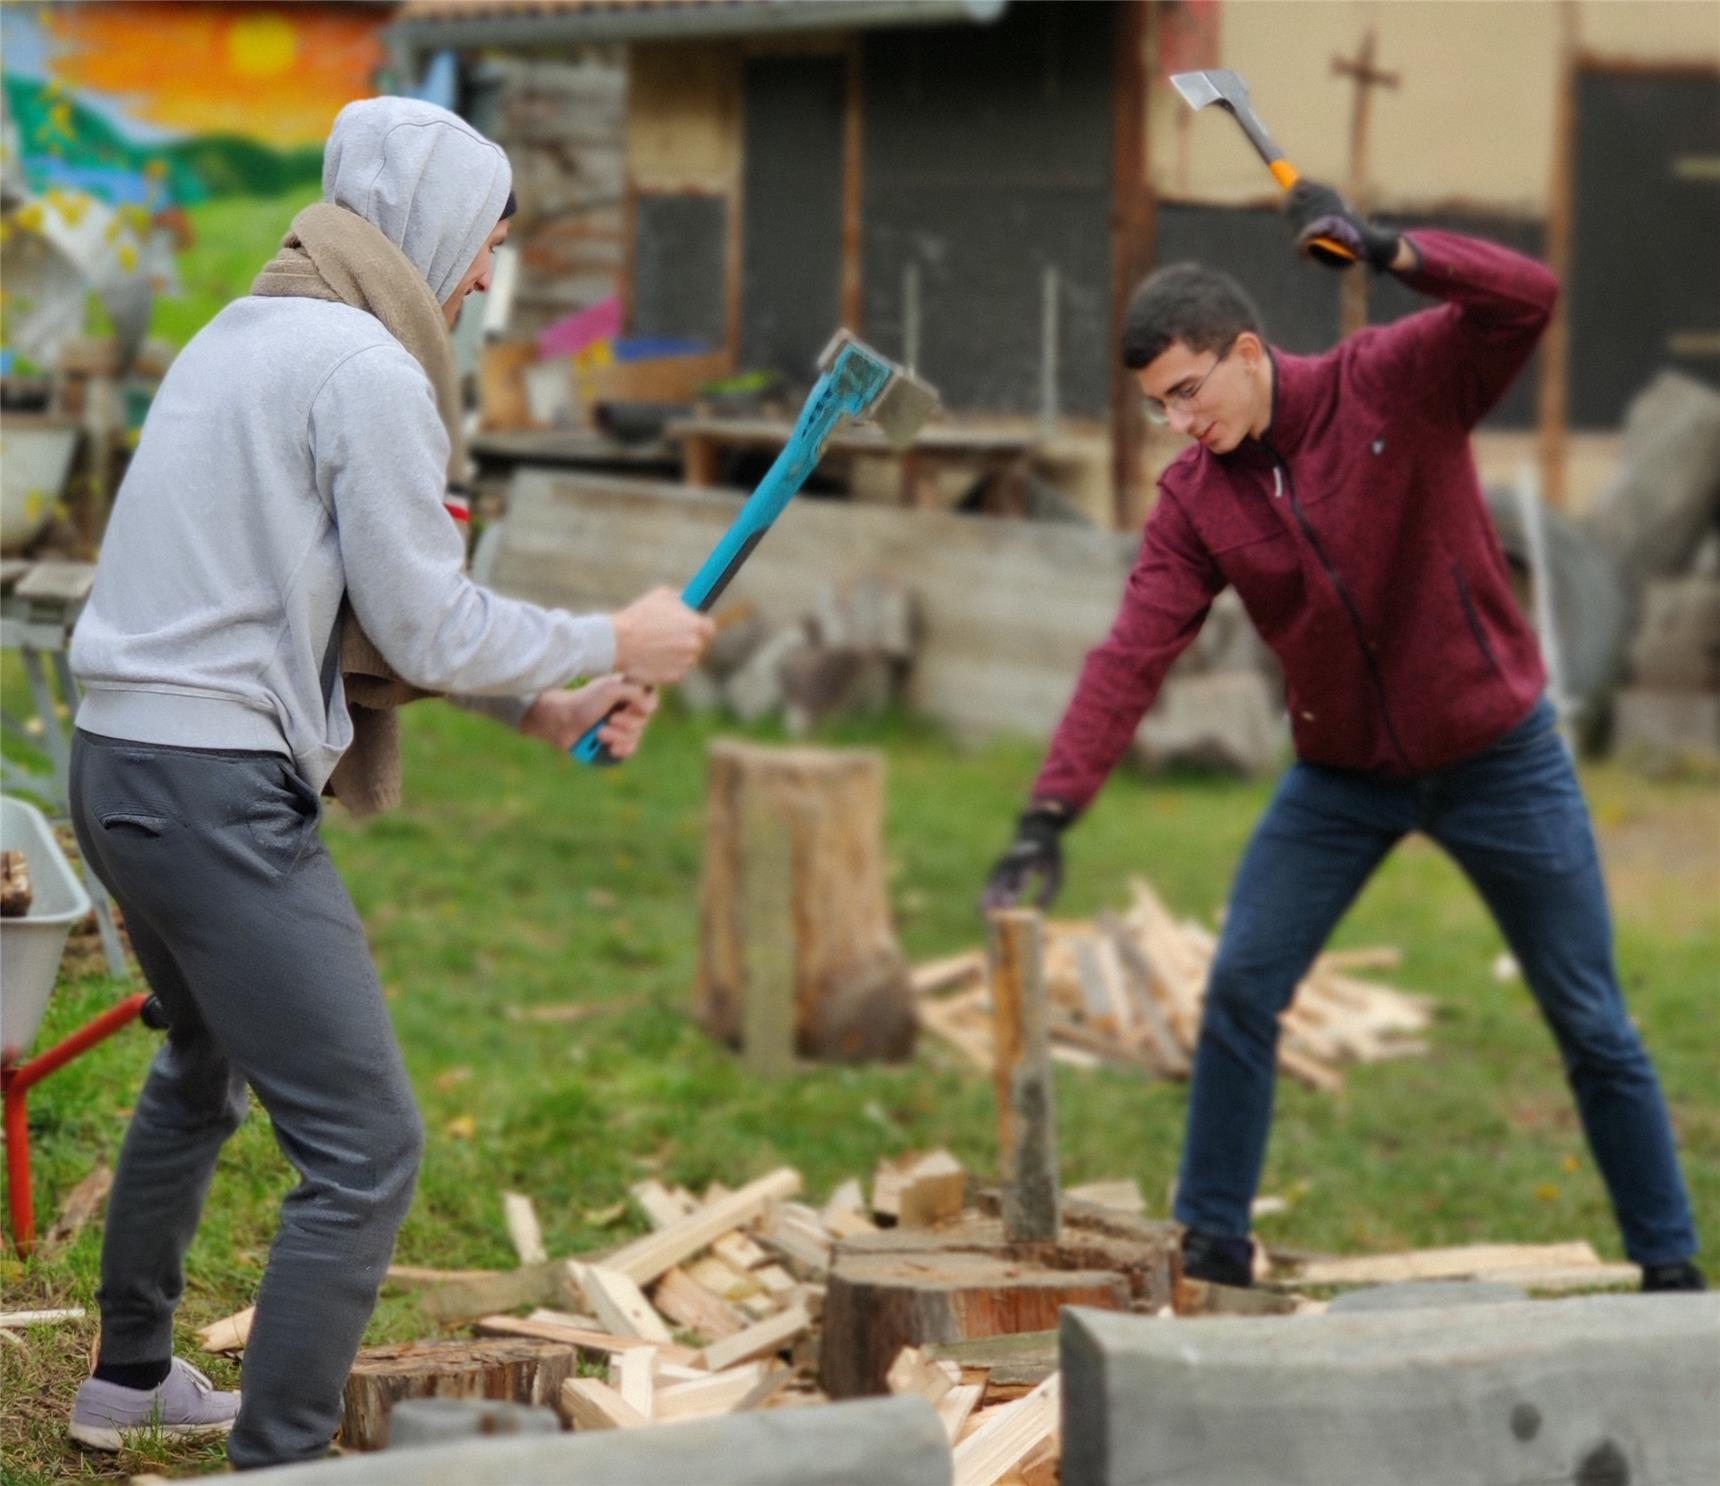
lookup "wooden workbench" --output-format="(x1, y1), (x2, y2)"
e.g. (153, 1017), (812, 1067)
(666, 416), (1046, 510)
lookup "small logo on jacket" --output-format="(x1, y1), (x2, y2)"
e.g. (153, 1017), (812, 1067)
(1371, 438), (1386, 456)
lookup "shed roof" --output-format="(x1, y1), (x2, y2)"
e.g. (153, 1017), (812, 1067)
(391, 0), (1007, 47)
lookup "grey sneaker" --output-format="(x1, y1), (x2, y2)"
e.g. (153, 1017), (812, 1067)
(69, 1358), (240, 1451)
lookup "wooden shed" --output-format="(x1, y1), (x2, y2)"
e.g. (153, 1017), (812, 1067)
(387, 0), (1719, 520)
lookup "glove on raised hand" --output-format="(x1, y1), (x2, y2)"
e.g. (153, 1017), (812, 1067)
(981, 802), (1072, 911)
(1286, 180), (1401, 271)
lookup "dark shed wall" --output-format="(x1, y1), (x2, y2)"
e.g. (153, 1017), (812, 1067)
(861, 2), (1116, 415)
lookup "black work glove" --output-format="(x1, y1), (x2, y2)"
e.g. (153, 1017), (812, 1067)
(1286, 180), (1401, 272)
(981, 802), (1072, 911)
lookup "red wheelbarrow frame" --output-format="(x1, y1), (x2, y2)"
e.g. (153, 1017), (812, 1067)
(3, 992), (149, 1255)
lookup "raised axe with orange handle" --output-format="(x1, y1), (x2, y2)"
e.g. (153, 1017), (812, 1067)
(1169, 68), (1358, 268)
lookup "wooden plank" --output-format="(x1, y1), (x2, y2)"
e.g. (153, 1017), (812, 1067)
(912, 950), (987, 997)
(935, 1382), (985, 1445)
(570, 1262), (676, 1343)
(195, 1306), (255, 1354)
(696, 1301), (811, 1373)
(1065, 1179), (1145, 1216)
(653, 1363), (767, 1422)
(561, 1376), (650, 1430)
(653, 1265), (746, 1340)
(632, 1178), (696, 1230)
(388, 1259), (570, 1321)
(951, 1371), (1060, 1486)
(503, 1192), (548, 1265)
(896, 1151), (967, 1230)
(610, 1344), (657, 1420)
(987, 909), (1061, 1243)
(0, 1307), (84, 1327)
(1099, 910), (1192, 1075)
(474, 1312), (696, 1365)
(711, 1230), (770, 1270)
(602, 1167), (803, 1286)
(1294, 1242), (1605, 1287)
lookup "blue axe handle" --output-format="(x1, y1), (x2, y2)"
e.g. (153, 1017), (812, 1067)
(572, 343), (893, 765)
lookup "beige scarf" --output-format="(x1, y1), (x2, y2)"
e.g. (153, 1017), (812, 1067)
(252, 202), (467, 817)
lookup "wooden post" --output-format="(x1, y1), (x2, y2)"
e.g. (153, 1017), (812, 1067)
(986, 909), (1060, 1243)
(1331, 30), (1400, 338)
(1538, 1), (1581, 509)
(841, 41), (864, 333)
(1108, 0), (1153, 532)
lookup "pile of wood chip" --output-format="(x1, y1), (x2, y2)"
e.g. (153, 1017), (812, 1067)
(186, 1153), (1640, 1481)
(913, 878), (1435, 1092)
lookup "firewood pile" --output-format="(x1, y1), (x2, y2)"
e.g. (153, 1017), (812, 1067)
(191, 1155), (1640, 1480)
(913, 878), (1435, 1093)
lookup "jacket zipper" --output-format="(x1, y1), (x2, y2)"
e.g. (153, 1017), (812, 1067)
(1262, 441), (1413, 770)
(1452, 561), (1505, 679)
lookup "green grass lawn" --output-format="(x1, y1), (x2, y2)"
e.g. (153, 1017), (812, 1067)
(3, 699), (1716, 1480)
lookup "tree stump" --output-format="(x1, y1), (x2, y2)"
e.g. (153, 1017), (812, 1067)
(340, 1339), (577, 1450)
(697, 741), (915, 1063)
(818, 1215), (1139, 1398)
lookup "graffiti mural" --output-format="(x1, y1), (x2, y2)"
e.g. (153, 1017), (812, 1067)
(1, 2), (387, 345)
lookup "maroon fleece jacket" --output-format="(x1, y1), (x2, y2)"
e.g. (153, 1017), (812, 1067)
(1033, 230), (1557, 812)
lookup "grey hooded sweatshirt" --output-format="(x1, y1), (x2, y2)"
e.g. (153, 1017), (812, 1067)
(71, 98), (614, 791)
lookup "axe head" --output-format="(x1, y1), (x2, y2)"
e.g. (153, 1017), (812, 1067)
(816, 328), (940, 449)
(1169, 68), (1249, 115)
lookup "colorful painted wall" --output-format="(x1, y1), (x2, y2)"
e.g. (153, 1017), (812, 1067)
(1, 2), (389, 346)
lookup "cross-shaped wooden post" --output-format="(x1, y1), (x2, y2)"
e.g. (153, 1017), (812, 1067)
(1332, 29), (1401, 336)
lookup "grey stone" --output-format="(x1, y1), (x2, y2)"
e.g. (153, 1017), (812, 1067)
(254, 1394), (950, 1484)
(1587, 371), (1720, 592)
(384, 1397), (560, 1450)
(724, 624), (810, 722)
(1327, 1279), (1528, 1313)
(1132, 671), (1287, 777)
(1061, 1294), (1720, 1486)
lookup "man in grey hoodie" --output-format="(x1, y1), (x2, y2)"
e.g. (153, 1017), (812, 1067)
(65, 98), (710, 1468)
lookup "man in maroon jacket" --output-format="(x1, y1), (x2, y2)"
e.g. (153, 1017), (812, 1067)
(984, 184), (1703, 1293)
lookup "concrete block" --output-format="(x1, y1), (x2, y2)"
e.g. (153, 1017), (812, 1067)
(1061, 1294), (1720, 1486)
(1327, 1279), (1528, 1313)
(384, 1398), (559, 1449)
(253, 1393), (950, 1484)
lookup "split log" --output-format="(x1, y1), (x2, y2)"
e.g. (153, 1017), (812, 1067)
(697, 742), (915, 1063)
(0, 849), (32, 917)
(988, 910), (1060, 1243)
(340, 1339), (577, 1451)
(820, 1231), (1127, 1398)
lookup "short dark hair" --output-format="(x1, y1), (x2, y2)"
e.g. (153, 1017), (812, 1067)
(1120, 263), (1263, 370)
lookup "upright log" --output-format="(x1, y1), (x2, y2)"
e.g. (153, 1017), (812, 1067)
(988, 909), (1060, 1243)
(340, 1339), (577, 1451)
(697, 741), (915, 1062)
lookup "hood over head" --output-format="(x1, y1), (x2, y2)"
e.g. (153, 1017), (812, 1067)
(322, 97), (512, 304)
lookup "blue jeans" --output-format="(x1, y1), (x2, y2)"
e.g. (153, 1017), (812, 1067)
(1173, 699), (1699, 1266)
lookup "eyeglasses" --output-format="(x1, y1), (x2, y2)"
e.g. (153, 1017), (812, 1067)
(1142, 338), (1236, 426)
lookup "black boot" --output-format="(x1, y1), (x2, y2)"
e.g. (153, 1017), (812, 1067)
(1641, 1260), (1707, 1293)
(1181, 1229), (1254, 1288)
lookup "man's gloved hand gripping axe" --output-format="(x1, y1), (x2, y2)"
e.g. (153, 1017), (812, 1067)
(1169, 68), (1401, 271)
(573, 330), (938, 764)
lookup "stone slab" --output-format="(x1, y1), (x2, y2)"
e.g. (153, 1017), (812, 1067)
(1327, 1279), (1529, 1313)
(1061, 1294), (1720, 1486)
(250, 1393), (950, 1485)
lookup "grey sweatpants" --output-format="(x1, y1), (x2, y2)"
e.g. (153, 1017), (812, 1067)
(70, 730), (424, 1469)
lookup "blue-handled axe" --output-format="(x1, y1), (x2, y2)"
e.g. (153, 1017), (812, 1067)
(572, 329), (939, 765)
